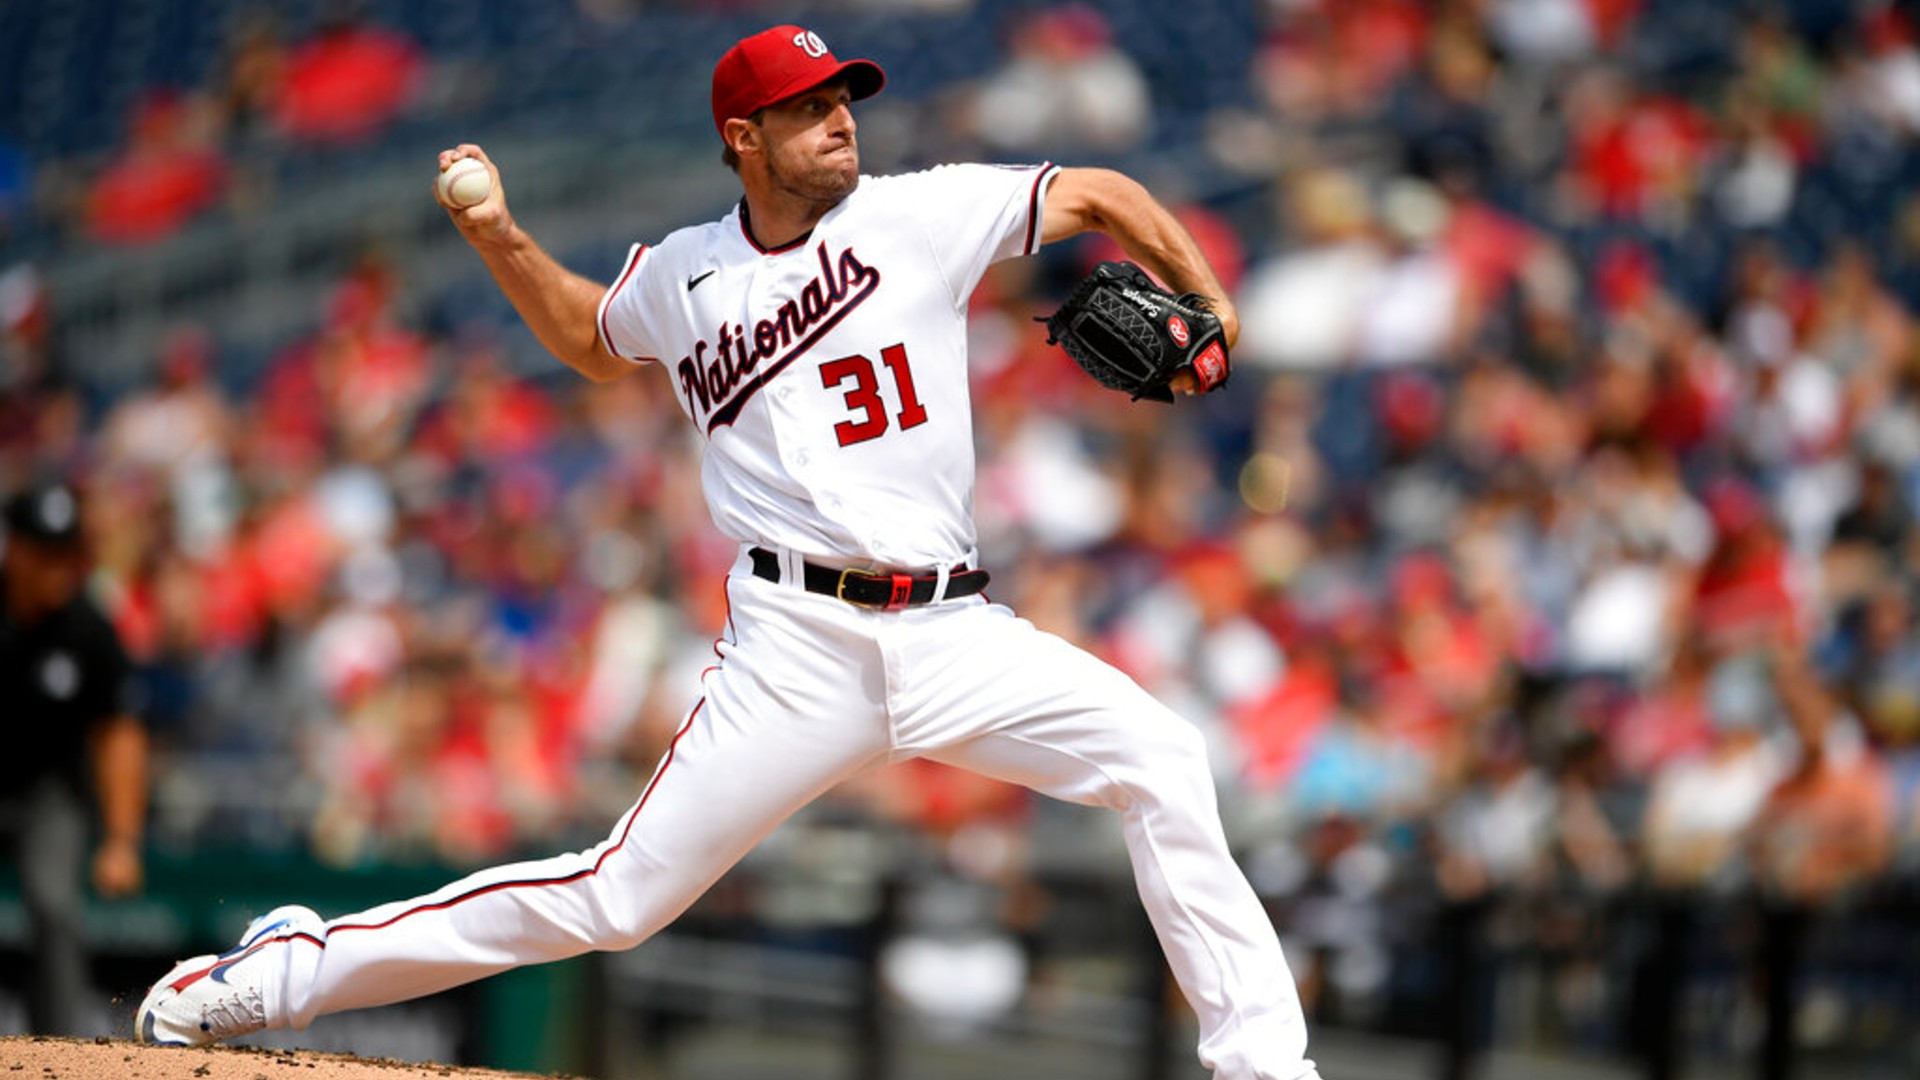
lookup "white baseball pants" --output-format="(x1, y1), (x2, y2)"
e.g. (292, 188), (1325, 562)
(255, 548), (1320, 1080)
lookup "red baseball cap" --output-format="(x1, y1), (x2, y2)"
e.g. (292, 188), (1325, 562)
(711, 25), (885, 137)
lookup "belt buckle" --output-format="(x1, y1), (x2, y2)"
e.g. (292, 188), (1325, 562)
(837, 567), (880, 608)
(837, 567), (914, 610)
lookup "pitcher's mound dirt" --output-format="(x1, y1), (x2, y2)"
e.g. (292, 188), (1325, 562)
(0, 1036), (553, 1080)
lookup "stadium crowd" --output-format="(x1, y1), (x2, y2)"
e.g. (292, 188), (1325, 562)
(6, 0), (1920, 1058)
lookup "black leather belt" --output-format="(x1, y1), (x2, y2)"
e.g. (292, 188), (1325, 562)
(749, 547), (990, 610)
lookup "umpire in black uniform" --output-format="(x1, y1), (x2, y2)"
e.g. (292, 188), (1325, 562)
(0, 482), (148, 1033)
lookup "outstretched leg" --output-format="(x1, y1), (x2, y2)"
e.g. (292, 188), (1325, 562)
(141, 570), (893, 1042)
(895, 604), (1320, 1080)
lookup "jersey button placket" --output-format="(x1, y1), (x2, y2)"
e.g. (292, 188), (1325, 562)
(773, 383), (814, 478)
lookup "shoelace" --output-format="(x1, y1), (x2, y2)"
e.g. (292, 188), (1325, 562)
(199, 986), (266, 1039)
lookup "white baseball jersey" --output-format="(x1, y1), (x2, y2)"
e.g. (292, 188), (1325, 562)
(595, 162), (1058, 569)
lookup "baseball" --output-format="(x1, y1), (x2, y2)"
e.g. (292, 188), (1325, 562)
(437, 158), (492, 209)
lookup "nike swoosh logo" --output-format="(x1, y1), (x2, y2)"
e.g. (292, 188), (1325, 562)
(687, 270), (716, 291)
(169, 959), (221, 993)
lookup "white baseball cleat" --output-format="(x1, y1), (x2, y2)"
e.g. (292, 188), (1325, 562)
(136, 904), (322, 1046)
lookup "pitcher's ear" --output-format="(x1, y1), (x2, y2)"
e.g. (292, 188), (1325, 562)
(723, 117), (762, 160)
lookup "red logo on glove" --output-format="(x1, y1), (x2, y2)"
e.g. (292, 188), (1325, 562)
(1191, 341), (1229, 392)
(1167, 314), (1190, 347)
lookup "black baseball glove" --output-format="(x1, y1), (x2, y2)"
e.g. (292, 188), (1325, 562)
(1039, 261), (1231, 403)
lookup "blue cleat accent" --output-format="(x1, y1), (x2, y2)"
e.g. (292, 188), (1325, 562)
(134, 904), (322, 1045)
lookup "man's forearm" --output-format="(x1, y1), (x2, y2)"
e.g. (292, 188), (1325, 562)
(1040, 168), (1238, 345)
(471, 224), (633, 382)
(1097, 194), (1223, 309)
(91, 714), (148, 845)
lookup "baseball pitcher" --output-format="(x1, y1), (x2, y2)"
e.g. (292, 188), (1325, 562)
(137, 25), (1320, 1080)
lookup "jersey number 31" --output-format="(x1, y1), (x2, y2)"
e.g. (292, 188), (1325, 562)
(820, 343), (929, 447)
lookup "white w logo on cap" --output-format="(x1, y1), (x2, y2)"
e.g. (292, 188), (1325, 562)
(792, 30), (828, 58)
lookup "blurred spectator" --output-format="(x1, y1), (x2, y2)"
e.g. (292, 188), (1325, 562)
(1388, 8), (1500, 193)
(102, 326), (231, 478)
(1638, 299), (1739, 460)
(100, 326), (239, 558)
(83, 92), (229, 245)
(1435, 720), (1556, 899)
(1275, 812), (1395, 1024)
(1824, 456), (1913, 607)
(1286, 693), (1431, 829)
(1546, 730), (1632, 898)
(1804, 241), (1912, 425)
(416, 343), (557, 474)
(963, 5), (1150, 157)
(1371, 551), (1503, 747)
(1607, 640), (1717, 780)
(271, 12), (426, 144)
(1232, 635), (1342, 796)
(1750, 650), (1893, 904)
(1732, 13), (1824, 130)
(0, 265), (65, 484)
(1706, 83), (1798, 230)
(1482, 0), (1601, 67)
(1237, 165), (1384, 371)
(1835, 587), (1920, 874)
(1641, 652), (1789, 894)
(1105, 540), (1284, 769)
(0, 483), (148, 1034)
(0, 329), (88, 539)
(1843, 5), (1920, 139)
(1433, 165), (1545, 339)
(1686, 477), (1802, 655)
(1557, 446), (1707, 675)
(216, 8), (289, 141)
(1556, 64), (1711, 226)
(1249, 0), (1427, 134)
(1719, 238), (1808, 372)
(1533, 725), (1634, 1046)
(314, 255), (437, 453)
(1352, 177), (1465, 368)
